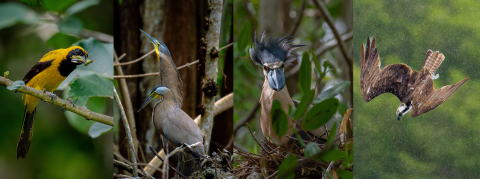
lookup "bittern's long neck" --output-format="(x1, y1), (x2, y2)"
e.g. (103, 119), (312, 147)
(154, 88), (179, 115)
(157, 53), (184, 107)
(259, 77), (295, 145)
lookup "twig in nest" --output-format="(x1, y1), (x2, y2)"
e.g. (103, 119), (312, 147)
(148, 146), (187, 179)
(245, 123), (279, 166)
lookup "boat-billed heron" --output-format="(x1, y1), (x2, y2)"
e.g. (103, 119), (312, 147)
(138, 29), (205, 176)
(249, 32), (305, 145)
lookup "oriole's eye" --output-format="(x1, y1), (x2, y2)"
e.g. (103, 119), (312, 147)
(263, 65), (269, 71)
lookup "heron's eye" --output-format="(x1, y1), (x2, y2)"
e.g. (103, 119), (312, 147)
(263, 65), (269, 71)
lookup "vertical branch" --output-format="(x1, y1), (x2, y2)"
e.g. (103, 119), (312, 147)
(199, 0), (223, 154)
(114, 87), (138, 177)
(114, 51), (139, 154)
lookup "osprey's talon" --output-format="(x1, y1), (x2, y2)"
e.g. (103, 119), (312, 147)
(46, 91), (57, 103)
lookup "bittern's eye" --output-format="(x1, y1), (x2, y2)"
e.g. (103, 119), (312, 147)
(263, 65), (269, 71)
(281, 64), (285, 68)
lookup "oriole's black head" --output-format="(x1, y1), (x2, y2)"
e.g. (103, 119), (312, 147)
(249, 31), (305, 91)
(59, 46), (87, 77)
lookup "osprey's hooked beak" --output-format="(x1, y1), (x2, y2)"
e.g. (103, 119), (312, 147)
(139, 29), (172, 61)
(137, 91), (163, 112)
(266, 68), (286, 91)
(71, 55), (86, 64)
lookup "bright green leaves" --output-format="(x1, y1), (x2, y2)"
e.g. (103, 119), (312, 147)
(314, 81), (350, 103)
(302, 97), (339, 130)
(293, 89), (315, 120)
(278, 155), (297, 179)
(16, 0), (42, 6)
(43, 0), (76, 12)
(299, 52), (312, 93)
(311, 50), (321, 77)
(271, 99), (289, 138)
(237, 21), (252, 54)
(69, 74), (112, 98)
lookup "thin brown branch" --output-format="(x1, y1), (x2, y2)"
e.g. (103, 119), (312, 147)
(114, 51), (138, 154)
(218, 42), (234, 51)
(245, 123), (279, 166)
(148, 146), (187, 179)
(0, 76), (113, 126)
(113, 60), (199, 79)
(114, 53), (127, 63)
(312, 0), (351, 64)
(114, 49), (155, 66)
(287, 0), (306, 36)
(314, 31), (353, 57)
(114, 87), (138, 177)
(113, 159), (154, 179)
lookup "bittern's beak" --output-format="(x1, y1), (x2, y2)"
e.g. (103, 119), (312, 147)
(266, 68), (286, 91)
(71, 55), (86, 64)
(139, 29), (171, 60)
(397, 113), (402, 121)
(137, 92), (163, 112)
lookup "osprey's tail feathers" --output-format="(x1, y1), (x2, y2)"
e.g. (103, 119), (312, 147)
(422, 50), (444, 75)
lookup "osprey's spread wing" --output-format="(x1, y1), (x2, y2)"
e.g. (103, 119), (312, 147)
(360, 37), (412, 102)
(411, 77), (468, 117)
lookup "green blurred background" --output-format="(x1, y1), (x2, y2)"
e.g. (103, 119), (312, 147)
(0, 0), (113, 178)
(354, 0), (480, 178)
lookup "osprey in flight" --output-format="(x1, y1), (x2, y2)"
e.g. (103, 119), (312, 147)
(360, 37), (468, 120)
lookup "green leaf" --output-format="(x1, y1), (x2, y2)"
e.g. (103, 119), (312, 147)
(326, 122), (337, 149)
(271, 99), (289, 138)
(237, 21), (252, 54)
(321, 60), (332, 77)
(293, 89), (315, 120)
(88, 122), (113, 138)
(16, 0), (42, 6)
(310, 49), (321, 77)
(305, 143), (320, 158)
(64, 94), (106, 135)
(299, 52), (311, 93)
(46, 33), (79, 49)
(43, 0), (76, 12)
(321, 149), (346, 162)
(336, 169), (353, 179)
(313, 81), (350, 103)
(58, 38), (114, 90)
(58, 15), (83, 35)
(302, 97), (339, 130)
(0, 3), (39, 30)
(292, 128), (305, 147)
(69, 74), (113, 98)
(278, 155), (297, 179)
(7, 81), (25, 90)
(65, 0), (99, 17)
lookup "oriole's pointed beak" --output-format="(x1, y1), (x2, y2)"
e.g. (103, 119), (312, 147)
(266, 68), (286, 91)
(137, 92), (162, 112)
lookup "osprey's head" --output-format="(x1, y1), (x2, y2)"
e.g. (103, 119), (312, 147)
(249, 31), (305, 91)
(396, 102), (412, 121)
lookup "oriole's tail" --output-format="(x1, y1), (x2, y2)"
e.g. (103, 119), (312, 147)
(422, 50), (445, 75)
(16, 105), (36, 159)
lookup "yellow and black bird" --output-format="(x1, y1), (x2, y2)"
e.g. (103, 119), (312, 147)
(17, 46), (87, 159)
(138, 29), (204, 176)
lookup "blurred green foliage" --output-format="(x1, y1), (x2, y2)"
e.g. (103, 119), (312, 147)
(354, 0), (480, 178)
(0, 0), (112, 178)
